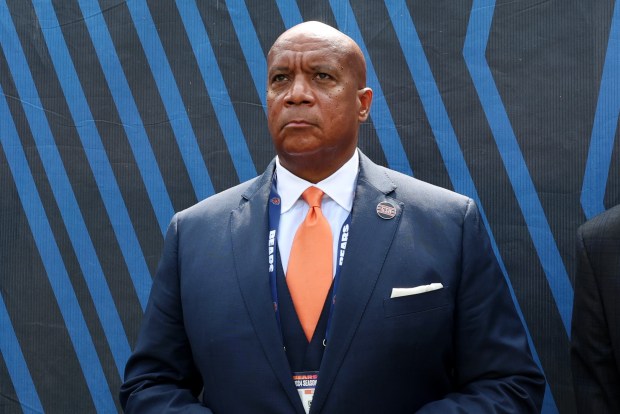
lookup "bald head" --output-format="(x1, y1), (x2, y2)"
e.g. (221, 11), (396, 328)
(268, 21), (367, 88)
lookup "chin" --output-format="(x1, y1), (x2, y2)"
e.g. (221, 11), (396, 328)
(279, 148), (327, 169)
(281, 143), (326, 158)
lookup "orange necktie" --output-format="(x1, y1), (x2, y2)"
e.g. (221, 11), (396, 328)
(287, 187), (333, 341)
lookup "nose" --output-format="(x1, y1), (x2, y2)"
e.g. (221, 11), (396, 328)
(285, 76), (313, 106)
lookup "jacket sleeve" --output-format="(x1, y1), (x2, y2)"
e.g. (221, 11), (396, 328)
(571, 224), (620, 414)
(120, 214), (213, 413)
(416, 200), (546, 413)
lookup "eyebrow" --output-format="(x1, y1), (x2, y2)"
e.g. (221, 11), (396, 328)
(268, 66), (290, 74)
(268, 63), (338, 74)
(308, 64), (338, 73)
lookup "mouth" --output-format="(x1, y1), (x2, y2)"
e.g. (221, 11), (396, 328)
(283, 119), (315, 128)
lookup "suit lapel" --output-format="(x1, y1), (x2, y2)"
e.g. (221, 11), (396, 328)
(311, 153), (403, 414)
(230, 161), (305, 414)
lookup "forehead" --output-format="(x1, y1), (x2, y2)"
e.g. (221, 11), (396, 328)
(267, 33), (349, 68)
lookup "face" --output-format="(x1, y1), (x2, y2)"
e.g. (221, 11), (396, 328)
(267, 25), (372, 182)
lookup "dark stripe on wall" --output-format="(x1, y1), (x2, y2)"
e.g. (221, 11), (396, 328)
(582, 1), (620, 218)
(0, 144), (43, 408)
(605, 125), (620, 208)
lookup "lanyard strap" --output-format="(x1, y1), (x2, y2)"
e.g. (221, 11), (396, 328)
(268, 176), (351, 347)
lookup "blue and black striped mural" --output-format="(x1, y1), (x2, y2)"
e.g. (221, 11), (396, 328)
(1, 1), (618, 412)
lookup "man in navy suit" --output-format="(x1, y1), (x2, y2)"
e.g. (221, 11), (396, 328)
(120, 21), (545, 413)
(571, 204), (620, 413)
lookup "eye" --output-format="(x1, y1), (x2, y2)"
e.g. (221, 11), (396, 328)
(272, 74), (287, 83)
(315, 72), (332, 80)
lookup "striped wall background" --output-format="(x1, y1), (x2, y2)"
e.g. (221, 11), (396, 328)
(1, 0), (618, 412)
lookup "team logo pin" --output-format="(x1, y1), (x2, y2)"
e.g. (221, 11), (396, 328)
(376, 201), (397, 219)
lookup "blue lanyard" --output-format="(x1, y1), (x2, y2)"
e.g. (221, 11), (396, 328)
(268, 176), (351, 347)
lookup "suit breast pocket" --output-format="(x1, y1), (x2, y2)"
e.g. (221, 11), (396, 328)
(383, 286), (451, 318)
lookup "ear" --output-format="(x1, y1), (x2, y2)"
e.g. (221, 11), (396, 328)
(357, 87), (373, 122)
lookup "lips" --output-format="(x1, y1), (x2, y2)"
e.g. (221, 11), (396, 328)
(282, 118), (317, 130)
(285, 120), (311, 126)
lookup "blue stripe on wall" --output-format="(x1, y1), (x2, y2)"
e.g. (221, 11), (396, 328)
(124, 0), (215, 199)
(0, 83), (116, 414)
(330, 0), (413, 176)
(581, 1), (620, 219)
(462, 0), (573, 335)
(176, 0), (257, 182)
(1, 2), (132, 376)
(0, 292), (43, 413)
(225, 0), (268, 110)
(30, 1), (153, 311)
(77, 0), (175, 235)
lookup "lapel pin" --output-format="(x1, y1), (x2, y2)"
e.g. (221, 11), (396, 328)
(376, 201), (397, 219)
(271, 197), (280, 205)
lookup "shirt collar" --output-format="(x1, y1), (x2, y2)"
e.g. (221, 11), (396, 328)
(275, 150), (359, 214)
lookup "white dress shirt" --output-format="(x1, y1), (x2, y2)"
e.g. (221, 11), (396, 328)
(275, 150), (359, 276)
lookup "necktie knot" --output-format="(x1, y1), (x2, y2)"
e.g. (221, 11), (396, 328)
(302, 186), (324, 208)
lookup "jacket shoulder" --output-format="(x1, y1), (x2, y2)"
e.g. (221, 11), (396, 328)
(379, 166), (472, 212)
(579, 204), (620, 241)
(175, 176), (261, 223)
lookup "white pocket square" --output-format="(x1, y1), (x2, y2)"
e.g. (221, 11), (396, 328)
(390, 283), (444, 298)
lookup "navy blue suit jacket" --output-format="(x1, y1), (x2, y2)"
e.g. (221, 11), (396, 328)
(571, 204), (620, 413)
(120, 151), (544, 413)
